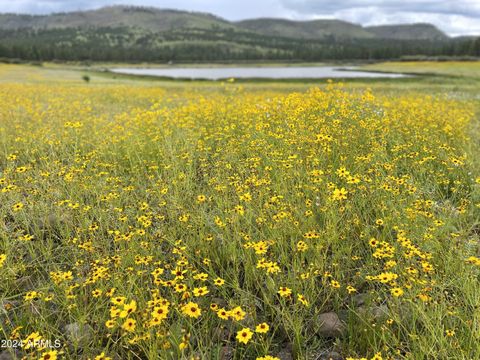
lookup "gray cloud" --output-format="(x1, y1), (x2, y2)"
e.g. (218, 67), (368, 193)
(281, 0), (480, 18)
(0, 0), (478, 36)
(279, 0), (480, 36)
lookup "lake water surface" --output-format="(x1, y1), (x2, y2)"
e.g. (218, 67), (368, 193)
(111, 66), (407, 80)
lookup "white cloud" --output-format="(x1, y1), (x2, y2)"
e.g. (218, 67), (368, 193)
(333, 9), (480, 36)
(280, 0), (480, 18)
(280, 0), (480, 36)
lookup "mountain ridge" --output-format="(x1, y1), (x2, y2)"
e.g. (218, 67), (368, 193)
(1, 5), (477, 62)
(0, 5), (449, 41)
(366, 23), (448, 41)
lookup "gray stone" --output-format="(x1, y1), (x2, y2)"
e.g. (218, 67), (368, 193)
(351, 293), (368, 307)
(0, 350), (22, 360)
(316, 312), (346, 338)
(277, 346), (294, 360)
(357, 304), (389, 321)
(0, 351), (13, 360)
(371, 305), (389, 320)
(64, 322), (93, 347)
(219, 345), (233, 360)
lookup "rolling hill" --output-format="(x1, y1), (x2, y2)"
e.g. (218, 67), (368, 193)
(235, 18), (376, 40)
(0, 5), (448, 41)
(0, 5), (477, 62)
(0, 6), (234, 32)
(366, 23), (448, 41)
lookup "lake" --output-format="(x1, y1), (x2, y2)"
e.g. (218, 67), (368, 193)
(110, 66), (408, 80)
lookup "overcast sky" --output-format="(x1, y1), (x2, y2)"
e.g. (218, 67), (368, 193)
(0, 0), (478, 36)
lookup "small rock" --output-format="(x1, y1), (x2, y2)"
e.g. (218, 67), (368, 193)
(351, 293), (368, 307)
(316, 312), (345, 338)
(371, 305), (389, 320)
(277, 346), (294, 360)
(64, 322), (93, 347)
(0, 351), (13, 360)
(219, 345), (233, 360)
(0, 349), (22, 360)
(337, 309), (349, 323)
(357, 304), (389, 320)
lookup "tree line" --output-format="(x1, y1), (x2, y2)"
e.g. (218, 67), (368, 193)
(0, 27), (479, 62)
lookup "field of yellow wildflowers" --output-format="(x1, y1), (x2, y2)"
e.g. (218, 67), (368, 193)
(0, 64), (479, 360)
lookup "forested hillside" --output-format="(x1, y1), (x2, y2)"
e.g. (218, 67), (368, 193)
(0, 6), (478, 62)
